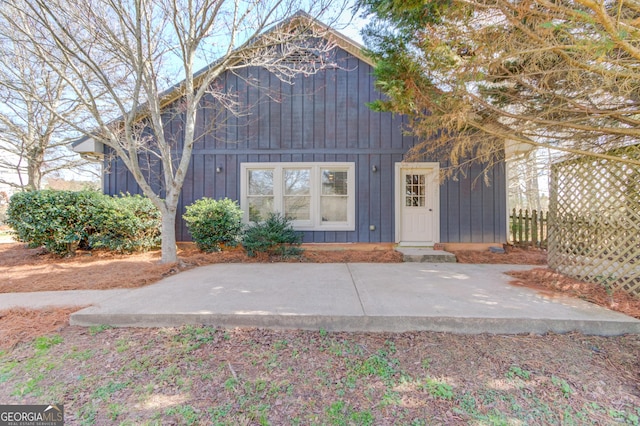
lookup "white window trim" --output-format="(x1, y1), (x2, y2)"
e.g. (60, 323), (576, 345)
(240, 162), (356, 231)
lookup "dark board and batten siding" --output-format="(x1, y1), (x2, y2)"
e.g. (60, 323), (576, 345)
(103, 46), (507, 243)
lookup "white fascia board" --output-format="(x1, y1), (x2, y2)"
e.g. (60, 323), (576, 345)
(72, 137), (104, 157)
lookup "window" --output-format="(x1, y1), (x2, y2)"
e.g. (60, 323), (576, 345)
(241, 162), (355, 231)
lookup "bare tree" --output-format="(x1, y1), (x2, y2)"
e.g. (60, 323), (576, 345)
(0, 0), (344, 263)
(0, 23), (97, 191)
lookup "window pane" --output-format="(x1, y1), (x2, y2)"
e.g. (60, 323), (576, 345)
(284, 169), (310, 195)
(321, 196), (347, 222)
(249, 170), (273, 195)
(321, 170), (348, 195)
(248, 197), (273, 222)
(284, 196), (310, 220)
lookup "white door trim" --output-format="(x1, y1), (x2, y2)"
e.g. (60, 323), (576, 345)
(395, 162), (440, 245)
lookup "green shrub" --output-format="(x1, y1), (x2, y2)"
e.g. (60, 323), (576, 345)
(242, 213), (303, 257)
(7, 190), (103, 255)
(183, 197), (244, 252)
(6, 190), (160, 256)
(89, 194), (161, 253)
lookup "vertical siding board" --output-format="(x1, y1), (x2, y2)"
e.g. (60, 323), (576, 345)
(346, 55), (359, 150)
(440, 166), (449, 242)
(358, 63), (370, 150)
(280, 73), (293, 150)
(469, 163), (484, 242)
(447, 166), (461, 243)
(205, 154), (215, 198)
(201, 92), (214, 151)
(369, 154), (381, 242)
(379, 104), (392, 152)
(269, 73), (282, 150)
(335, 51), (347, 150)
(258, 68), (270, 149)
(457, 171), (470, 242)
(233, 70), (246, 150)
(302, 76), (314, 149)
(324, 63), (336, 148)
(313, 70), (325, 150)
(192, 154), (205, 202)
(357, 155), (370, 242)
(482, 166), (495, 243)
(213, 155), (222, 198)
(280, 153), (292, 163)
(291, 73), (304, 149)
(369, 65), (381, 151)
(246, 69), (260, 149)
(227, 155), (241, 200)
(494, 159), (507, 241)
(380, 154), (393, 241)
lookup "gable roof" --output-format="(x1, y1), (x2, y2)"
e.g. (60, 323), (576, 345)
(73, 11), (372, 156)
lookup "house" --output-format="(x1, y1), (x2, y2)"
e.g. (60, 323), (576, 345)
(73, 16), (507, 248)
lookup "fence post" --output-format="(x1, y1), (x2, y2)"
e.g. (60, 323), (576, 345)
(511, 208), (517, 245)
(518, 209), (524, 244)
(532, 210), (538, 247)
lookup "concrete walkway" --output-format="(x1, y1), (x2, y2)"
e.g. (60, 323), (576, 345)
(57, 263), (640, 336)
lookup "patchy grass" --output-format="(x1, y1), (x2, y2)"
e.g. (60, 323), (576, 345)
(0, 327), (638, 425)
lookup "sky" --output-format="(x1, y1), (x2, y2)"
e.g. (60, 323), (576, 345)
(332, 4), (368, 45)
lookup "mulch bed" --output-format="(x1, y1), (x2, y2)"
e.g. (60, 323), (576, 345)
(0, 307), (84, 350)
(451, 247), (547, 265)
(507, 268), (640, 320)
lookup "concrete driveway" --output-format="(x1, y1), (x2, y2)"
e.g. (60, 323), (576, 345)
(64, 263), (640, 335)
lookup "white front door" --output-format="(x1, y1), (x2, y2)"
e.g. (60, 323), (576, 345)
(395, 163), (439, 245)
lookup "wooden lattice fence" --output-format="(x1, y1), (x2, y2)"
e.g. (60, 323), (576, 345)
(548, 145), (640, 297)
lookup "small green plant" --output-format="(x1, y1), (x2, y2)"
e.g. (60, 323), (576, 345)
(165, 405), (199, 425)
(34, 335), (63, 351)
(88, 324), (113, 335)
(551, 375), (573, 398)
(506, 365), (531, 380)
(242, 212), (303, 257)
(107, 403), (124, 421)
(325, 400), (374, 426)
(93, 381), (129, 401)
(173, 325), (217, 351)
(183, 197), (243, 252)
(421, 378), (454, 400)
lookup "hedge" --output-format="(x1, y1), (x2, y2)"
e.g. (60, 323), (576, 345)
(7, 190), (160, 256)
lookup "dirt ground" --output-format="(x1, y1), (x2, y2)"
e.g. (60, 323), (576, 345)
(0, 326), (638, 425)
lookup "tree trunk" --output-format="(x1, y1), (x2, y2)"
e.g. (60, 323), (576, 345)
(27, 157), (43, 190)
(160, 210), (178, 264)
